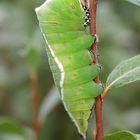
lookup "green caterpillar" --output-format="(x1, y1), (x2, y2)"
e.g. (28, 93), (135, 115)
(36, 0), (103, 138)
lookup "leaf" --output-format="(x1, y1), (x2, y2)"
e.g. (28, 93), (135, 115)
(136, 135), (140, 140)
(23, 29), (43, 72)
(25, 47), (40, 71)
(104, 131), (139, 140)
(0, 118), (29, 140)
(0, 134), (27, 140)
(106, 55), (140, 89)
(126, 0), (140, 6)
(39, 86), (61, 123)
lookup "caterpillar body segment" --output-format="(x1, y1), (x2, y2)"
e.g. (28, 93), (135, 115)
(36, 0), (103, 138)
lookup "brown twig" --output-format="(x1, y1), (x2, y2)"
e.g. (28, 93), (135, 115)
(89, 0), (104, 140)
(29, 71), (41, 140)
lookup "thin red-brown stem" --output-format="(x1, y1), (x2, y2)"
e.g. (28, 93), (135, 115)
(29, 71), (41, 140)
(89, 0), (103, 140)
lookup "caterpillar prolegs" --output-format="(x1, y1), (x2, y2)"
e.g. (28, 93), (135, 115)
(36, 0), (103, 138)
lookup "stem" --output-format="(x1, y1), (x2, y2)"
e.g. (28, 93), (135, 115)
(94, 96), (103, 140)
(101, 87), (110, 101)
(29, 71), (41, 140)
(89, 0), (103, 140)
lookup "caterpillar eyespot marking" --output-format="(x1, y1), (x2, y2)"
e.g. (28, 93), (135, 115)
(36, 0), (103, 138)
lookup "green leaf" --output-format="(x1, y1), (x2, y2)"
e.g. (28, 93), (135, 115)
(136, 135), (140, 140)
(0, 118), (29, 140)
(104, 131), (139, 140)
(39, 86), (60, 123)
(106, 55), (140, 89)
(126, 0), (140, 6)
(0, 134), (27, 140)
(25, 46), (40, 72)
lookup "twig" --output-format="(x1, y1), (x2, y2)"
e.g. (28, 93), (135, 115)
(89, 0), (104, 140)
(29, 71), (41, 140)
(101, 87), (110, 101)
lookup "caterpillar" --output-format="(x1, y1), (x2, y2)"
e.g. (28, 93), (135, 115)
(36, 0), (103, 138)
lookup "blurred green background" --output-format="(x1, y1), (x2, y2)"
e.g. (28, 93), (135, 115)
(0, 0), (140, 140)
